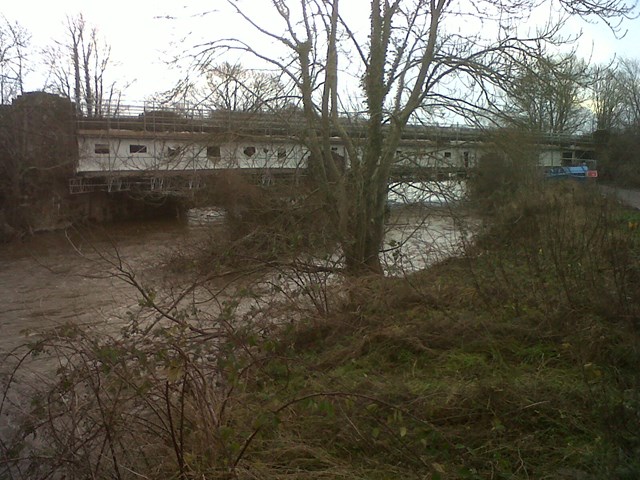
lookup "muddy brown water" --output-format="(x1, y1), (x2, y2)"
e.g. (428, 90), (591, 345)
(0, 218), (211, 446)
(0, 209), (471, 354)
(0, 219), (201, 356)
(0, 208), (473, 450)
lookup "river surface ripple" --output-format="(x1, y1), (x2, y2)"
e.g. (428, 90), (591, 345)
(0, 219), (200, 355)
(0, 207), (477, 450)
(0, 208), (474, 354)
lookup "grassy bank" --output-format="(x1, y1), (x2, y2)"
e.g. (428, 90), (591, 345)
(212, 184), (639, 479)
(3, 183), (639, 479)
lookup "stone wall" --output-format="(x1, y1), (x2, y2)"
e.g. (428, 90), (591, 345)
(0, 92), (77, 235)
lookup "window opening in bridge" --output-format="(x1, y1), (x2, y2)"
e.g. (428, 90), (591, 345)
(207, 145), (221, 158)
(167, 146), (182, 158)
(244, 146), (256, 157)
(277, 147), (286, 160)
(130, 144), (147, 154)
(94, 143), (109, 154)
(463, 151), (469, 168)
(575, 150), (594, 160)
(444, 151), (452, 158)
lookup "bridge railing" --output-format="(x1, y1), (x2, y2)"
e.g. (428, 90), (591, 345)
(76, 103), (311, 138)
(76, 103), (594, 145)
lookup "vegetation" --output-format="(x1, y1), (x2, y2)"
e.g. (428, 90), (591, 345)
(590, 58), (640, 187)
(196, 0), (634, 274)
(0, 15), (29, 104)
(596, 128), (640, 187)
(42, 13), (122, 117)
(497, 53), (590, 134)
(466, 129), (541, 211)
(2, 1), (640, 478)
(2, 182), (639, 479)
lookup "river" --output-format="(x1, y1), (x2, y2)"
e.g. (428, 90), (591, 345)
(0, 207), (472, 356)
(0, 205), (474, 452)
(0, 219), (200, 356)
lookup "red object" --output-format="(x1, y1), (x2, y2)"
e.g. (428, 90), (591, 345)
(587, 170), (598, 178)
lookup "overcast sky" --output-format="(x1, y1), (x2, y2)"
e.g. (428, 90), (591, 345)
(3, 0), (640, 104)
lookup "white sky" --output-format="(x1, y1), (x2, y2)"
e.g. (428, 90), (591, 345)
(3, 0), (640, 104)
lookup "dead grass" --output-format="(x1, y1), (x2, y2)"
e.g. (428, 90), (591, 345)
(2, 183), (640, 479)
(226, 184), (640, 479)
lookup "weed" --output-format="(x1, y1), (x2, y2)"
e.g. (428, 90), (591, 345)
(2, 183), (639, 479)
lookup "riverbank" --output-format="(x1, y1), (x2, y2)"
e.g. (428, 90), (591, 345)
(200, 183), (638, 479)
(2, 184), (639, 479)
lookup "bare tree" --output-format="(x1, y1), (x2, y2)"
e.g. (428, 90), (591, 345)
(196, 0), (634, 274)
(0, 16), (30, 105)
(590, 62), (626, 131)
(44, 14), (119, 117)
(589, 59), (640, 132)
(619, 58), (640, 127)
(501, 53), (590, 134)
(200, 62), (292, 112)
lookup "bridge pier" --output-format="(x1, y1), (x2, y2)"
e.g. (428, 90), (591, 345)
(70, 191), (184, 223)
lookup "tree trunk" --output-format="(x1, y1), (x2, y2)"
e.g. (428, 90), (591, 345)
(342, 162), (387, 275)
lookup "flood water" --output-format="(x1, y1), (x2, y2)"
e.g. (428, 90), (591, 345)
(0, 205), (476, 453)
(0, 219), (198, 355)
(0, 207), (472, 355)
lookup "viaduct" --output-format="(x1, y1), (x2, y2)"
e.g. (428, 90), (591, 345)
(0, 92), (596, 230)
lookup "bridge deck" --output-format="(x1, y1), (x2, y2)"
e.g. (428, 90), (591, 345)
(76, 105), (595, 147)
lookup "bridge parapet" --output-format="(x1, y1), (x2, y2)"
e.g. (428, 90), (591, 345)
(76, 103), (594, 146)
(73, 103), (596, 191)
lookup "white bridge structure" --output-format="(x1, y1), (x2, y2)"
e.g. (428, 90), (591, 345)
(70, 104), (596, 194)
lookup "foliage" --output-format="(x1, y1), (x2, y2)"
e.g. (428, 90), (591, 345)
(187, 171), (337, 267)
(471, 182), (640, 320)
(595, 128), (640, 186)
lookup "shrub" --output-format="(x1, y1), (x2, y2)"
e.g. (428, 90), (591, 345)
(467, 129), (540, 211)
(192, 171), (336, 266)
